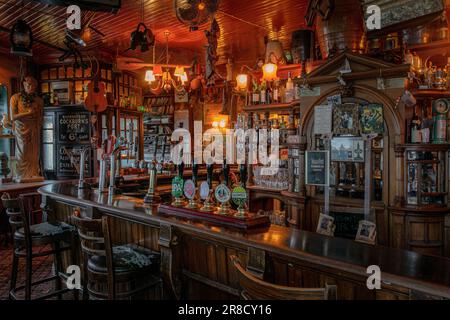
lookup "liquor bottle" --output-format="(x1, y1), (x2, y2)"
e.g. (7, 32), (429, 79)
(252, 81), (260, 105)
(260, 81), (267, 104)
(266, 83), (273, 104)
(410, 108), (422, 143)
(285, 72), (294, 103)
(272, 80), (279, 103)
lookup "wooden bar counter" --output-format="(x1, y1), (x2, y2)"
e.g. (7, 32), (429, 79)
(39, 182), (450, 300)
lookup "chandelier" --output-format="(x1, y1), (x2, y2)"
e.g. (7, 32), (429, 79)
(145, 31), (189, 94)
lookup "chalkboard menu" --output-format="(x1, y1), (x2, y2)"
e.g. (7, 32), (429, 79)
(57, 144), (91, 176)
(43, 105), (94, 180)
(58, 113), (91, 143)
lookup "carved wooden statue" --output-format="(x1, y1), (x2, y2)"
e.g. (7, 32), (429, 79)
(10, 76), (44, 183)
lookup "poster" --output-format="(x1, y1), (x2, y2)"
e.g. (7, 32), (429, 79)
(331, 137), (365, 162)
(360, 104), (384, 134)
(314, 105), (332, 135)
(305, 151), (329, 186)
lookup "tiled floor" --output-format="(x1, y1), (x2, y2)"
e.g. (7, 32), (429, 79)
(0, 238), (59, 300)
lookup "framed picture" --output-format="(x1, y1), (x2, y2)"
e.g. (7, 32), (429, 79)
(327, 94), (342, 106)
(360, 104), (384, 134)
(355, 220), (377, 245)
(305, 151), (329, 186)
(333, 103), (359, 135)
(316, 213), (336, 237)
(331, 137), (365, 162)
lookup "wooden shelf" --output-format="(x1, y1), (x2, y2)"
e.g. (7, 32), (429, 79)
(410, 89), (450, 99)
(243, 100), (300, 113)
(0, 134), (14, 139)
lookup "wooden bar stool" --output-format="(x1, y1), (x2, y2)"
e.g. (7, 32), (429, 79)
(2, 193), (78, 300)
(230, 255), (337, 300)
(72, 214), (162, 300)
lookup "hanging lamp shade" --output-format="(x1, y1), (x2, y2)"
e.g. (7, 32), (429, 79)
(180, 72), (188, 84)
(262, 63), (278, 81)
(145, 69), (156, 82)
(10, 20), (33, 57)
(153, 65), (163, 76)
(174, 66), (185, 77)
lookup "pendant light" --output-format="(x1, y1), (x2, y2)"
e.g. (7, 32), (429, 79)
(10, 20), (33, 57)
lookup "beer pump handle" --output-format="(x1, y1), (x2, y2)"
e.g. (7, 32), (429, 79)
(192, 163), (199, 187)
(223, 161), (230, 187)
(206, 164), (213, 188)
(178, 162), (185, 179)
(240, 164), (247, 188)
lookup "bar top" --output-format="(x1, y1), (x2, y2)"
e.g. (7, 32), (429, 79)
(39, 182), (450, 298)
(0, 180), (58, 193)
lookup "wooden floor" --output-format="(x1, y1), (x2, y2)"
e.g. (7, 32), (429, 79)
(0, 238), (70, 300)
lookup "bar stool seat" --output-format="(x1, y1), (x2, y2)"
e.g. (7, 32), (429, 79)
(2, 193), (79, 300)
(88, 244), (160, 274)
(73, 215), (162, 300)
(14, 221), (75, 244)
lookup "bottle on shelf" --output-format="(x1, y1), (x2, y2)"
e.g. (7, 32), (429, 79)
(252, 81), (260, 105)
(410, 108), (422, 143)
(285, 72), (294, 103)
(273, 80), (280, 103)
(260, 81), (267, 104)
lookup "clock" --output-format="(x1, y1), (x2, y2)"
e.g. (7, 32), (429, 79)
(433, 98), (449, 115)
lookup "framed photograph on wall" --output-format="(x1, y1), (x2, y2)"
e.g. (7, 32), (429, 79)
(331, 137), (365, 162)
(305, 151), (329, 186)
(332, 103), (359, 135)
(360, 103), (384, 134)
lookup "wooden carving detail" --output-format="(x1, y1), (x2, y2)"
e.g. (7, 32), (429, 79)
(246, 247), (266, 279)
(158, 223), (181, 300)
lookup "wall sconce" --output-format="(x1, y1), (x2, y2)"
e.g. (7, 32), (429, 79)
(236, 74), (248, 90)
(10, 20), (33, 57)
(262, 63), (278, 81)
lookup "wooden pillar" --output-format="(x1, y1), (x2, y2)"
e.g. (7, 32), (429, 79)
(394, 145), (405, 206)
(158, 223), (181, 300)
(298, 136), (307, 198)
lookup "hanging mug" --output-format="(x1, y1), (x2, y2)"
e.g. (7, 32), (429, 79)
(401, 90), (417, 108)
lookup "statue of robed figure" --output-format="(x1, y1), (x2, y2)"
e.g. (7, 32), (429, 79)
(9, 76), (44, 183)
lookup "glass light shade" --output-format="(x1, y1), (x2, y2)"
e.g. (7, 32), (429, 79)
(262, 63), (278, 81)
(174, 66), (185, 77)
(219, 119), (227, 128)
(180, 72), (188, 83)
(153, 65), (163, 76)
(236, 74), (248, 90)
(212, 121), (219, 128)
(145, 70), (156, 82)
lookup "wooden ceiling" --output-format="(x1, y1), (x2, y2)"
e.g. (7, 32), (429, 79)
(0, 0), (309, 66)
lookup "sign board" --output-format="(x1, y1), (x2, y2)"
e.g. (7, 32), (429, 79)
(58, 112), (91, 143)
(314, 105), (332, 135)
(305, 151), (329, 187)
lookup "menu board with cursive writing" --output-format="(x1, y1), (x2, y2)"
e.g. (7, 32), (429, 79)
(58, 112), (91, 143)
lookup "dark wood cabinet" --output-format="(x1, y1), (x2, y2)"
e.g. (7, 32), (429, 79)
(390, 144), (450, 257)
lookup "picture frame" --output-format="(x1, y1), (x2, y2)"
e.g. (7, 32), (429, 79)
(316, 213), (336, 237)
(305, 151), (329, 186)
(355, 220), (377, 245)
(360, 103), (384, 134)
(331, 137), (365, 162)
(333, 103), (360, 135)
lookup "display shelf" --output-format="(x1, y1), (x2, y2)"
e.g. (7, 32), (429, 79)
(243, 100), (300, 113)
